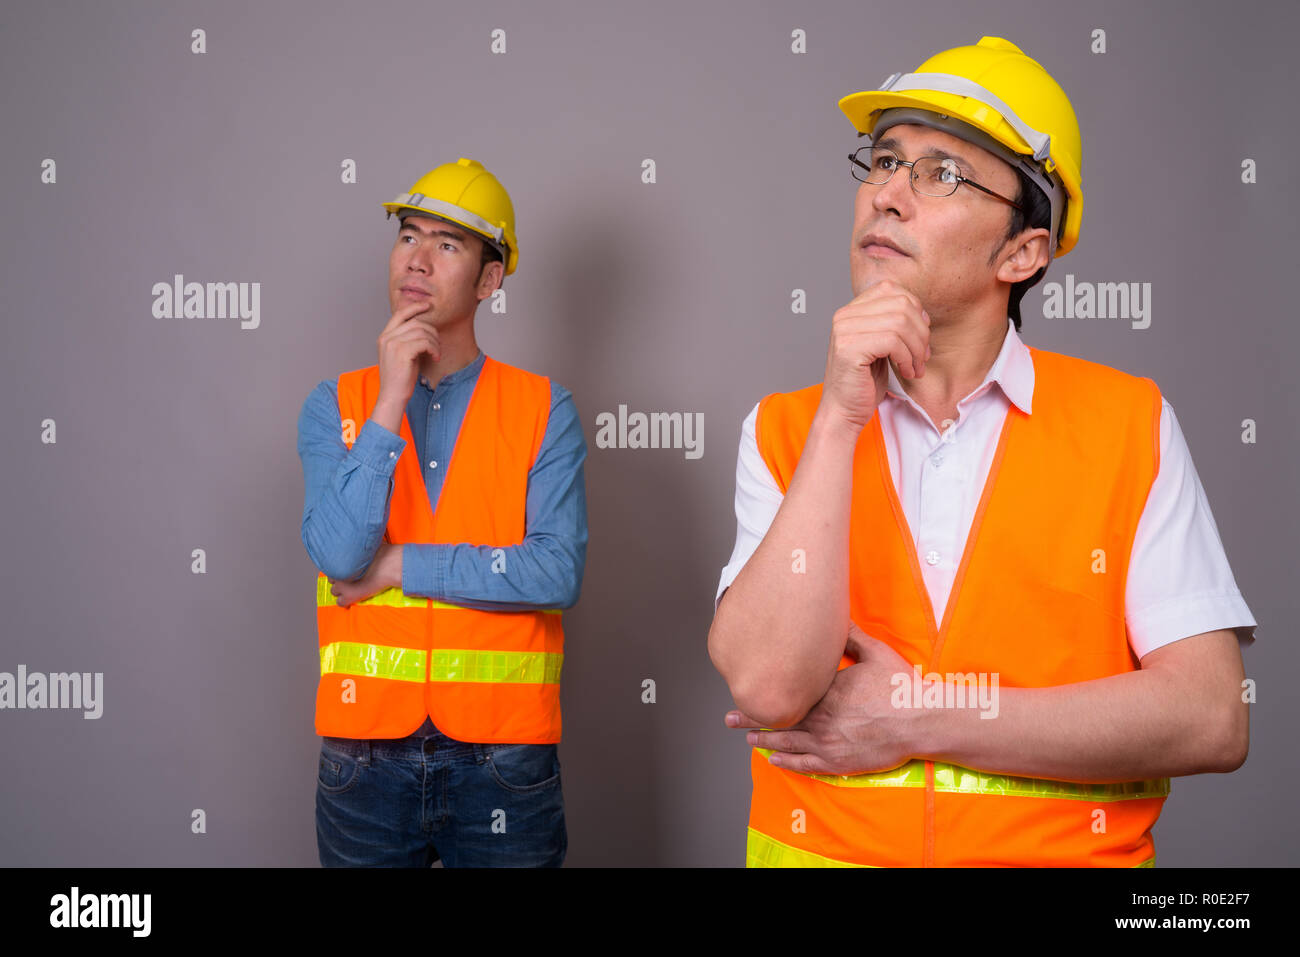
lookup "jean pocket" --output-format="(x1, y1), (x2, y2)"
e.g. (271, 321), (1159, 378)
(484, 744), (560, 793)
(317, 741), (364, 795)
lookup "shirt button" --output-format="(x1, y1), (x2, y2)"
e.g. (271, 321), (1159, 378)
(925, 550), (940, 566)
(432, 403), (440, 410)
(420, 377), (428, 386)
(932, 454), (944, 468)
(388, 451), (396, 459)
(429, 460), (438, 470)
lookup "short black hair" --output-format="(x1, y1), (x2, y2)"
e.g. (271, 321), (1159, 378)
(992, 168), (1054, 333)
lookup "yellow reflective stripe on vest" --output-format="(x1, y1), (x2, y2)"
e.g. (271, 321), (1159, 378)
(316, 578), (560, 613)
(746, 828), (877, 868)
(933, 764), (1169, 802)
(747, 827), (1157, 868)
(316, 579), (425, 608)
(320, 642), (426, 682)
(428, 650), (562, 684)
(319, 642), (562, 685)
(756, 749), (1170, 802)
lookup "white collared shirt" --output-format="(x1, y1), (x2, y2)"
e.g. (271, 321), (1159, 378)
(715, 317), (1257, 659)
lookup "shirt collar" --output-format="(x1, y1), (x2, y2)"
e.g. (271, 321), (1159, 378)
(420, 349), (485, 392)
(883, 316), (1034, 416)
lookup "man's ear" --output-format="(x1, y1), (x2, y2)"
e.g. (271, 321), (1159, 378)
(477, 258), (504, 298)
(996, 228), (1051, 285)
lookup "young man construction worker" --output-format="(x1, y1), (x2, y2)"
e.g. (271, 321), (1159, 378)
(298, 157), (587, 867)
(708, 37), (1257, 867)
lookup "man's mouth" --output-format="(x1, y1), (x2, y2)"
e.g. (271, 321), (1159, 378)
(860, 233), (908, 257)
(862, 244), (906, 258)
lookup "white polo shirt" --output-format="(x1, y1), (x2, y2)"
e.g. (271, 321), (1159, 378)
(715, 317), (1257, 660)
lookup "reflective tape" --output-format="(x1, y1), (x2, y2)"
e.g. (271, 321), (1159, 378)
(320, 642), (425, 682)
(756, 749), (1170, 802)
(933, 764), (1170, 802)
(747, 827), (1156, 868)
(319, 642), (562, 685)
(317, 579), (426, 608)
(877, 71), (1053, 163)
(391, 192), (504, 243)
(747, 829), (876, 868)
(428, 649), (562, 684)
(316, 578), (560, 613)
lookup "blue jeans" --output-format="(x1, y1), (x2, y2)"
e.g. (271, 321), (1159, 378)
(315, 716), (566, 867)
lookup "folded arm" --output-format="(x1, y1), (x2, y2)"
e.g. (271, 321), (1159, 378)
(298, 380), (404, 582)
(400, 386), (588, 610)
(300, 378), (588, 611)
(741, 627), (1250, 782)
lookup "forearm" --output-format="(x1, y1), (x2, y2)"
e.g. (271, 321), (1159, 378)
(369, 395), (405, 438)
(708, 407), (863, 727)
(401, 534), (585, 610)
(911, 666), (1241, 782)
(300, 412), (404, 582)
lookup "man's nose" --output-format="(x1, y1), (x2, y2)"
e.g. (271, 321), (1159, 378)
(407, 247), (432, 272)
(872, 165), (913, 213)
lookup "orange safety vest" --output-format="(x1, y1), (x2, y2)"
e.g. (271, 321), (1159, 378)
(748, 346), (1169, 867)
(314, 354), (565, 744)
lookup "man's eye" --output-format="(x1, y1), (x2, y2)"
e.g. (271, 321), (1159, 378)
(924, 161), (958, 184)
(874, 156), (896, 171)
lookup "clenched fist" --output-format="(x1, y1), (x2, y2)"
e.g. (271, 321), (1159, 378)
(820, 279), (931, 434)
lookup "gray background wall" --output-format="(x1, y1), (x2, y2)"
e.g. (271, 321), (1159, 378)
(1, 0), (1294, 866)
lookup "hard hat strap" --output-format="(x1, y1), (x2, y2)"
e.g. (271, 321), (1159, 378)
(879, 71), (1054, 165)
(391, 192), (506, 246)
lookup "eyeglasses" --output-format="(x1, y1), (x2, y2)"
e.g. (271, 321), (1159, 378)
(848, 146), (1022, 210)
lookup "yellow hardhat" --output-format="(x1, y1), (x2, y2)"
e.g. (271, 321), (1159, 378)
(838, 36), (1082, 259)
(382, 158), (519, 275)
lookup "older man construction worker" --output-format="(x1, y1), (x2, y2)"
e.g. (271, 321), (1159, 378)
(297, 158), (587, 867)
(708, 37), (1257, 867)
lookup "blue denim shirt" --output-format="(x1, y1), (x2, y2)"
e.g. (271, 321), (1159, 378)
(297, 350), (587, 611)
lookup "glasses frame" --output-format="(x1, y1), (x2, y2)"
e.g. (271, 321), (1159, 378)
(849, 146), (1023, 211)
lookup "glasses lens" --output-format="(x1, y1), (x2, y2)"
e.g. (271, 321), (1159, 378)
(850, 147), (896, 184)
(912, 157), (961, 196)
